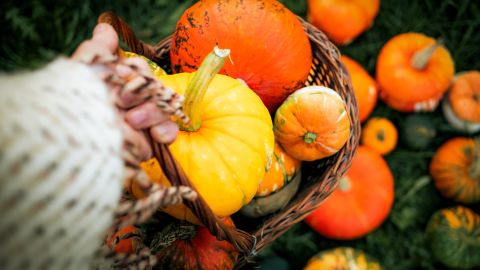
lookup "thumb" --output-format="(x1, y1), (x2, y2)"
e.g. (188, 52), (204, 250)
(91, 23), (119, 53)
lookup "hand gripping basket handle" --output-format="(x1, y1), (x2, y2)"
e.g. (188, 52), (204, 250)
(98, 11), (159, 62)
(97, 11), (257, 255)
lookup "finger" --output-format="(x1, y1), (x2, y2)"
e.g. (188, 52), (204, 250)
(123, 57), (152, 77)
(91, 23), (119, 53)
(150, 121), (179, 145)
(126, 102), (172, 129)
(120, 120), (153, 161)
(71, 39), (113, 62)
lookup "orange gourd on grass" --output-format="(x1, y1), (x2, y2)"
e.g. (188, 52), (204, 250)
(376, 33), (454, 112)
(341, 55), (378, 122)
(442, 71), (480, 133)
(430, 137), (480, 204)
(274, 86), (350, 161)
(170, 0), (312, 112)
(361, 117), (398, 155)
(305, 146), (394, 240)
(307, 0), (380, 45)
(136, 47), (274, 223)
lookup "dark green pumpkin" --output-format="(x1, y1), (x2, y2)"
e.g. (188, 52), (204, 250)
(426, 206), (480, 270)
(401, 114), (436, 150)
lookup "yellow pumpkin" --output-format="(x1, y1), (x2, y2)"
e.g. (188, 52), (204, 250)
(137, 47), (274, 222)
(123, 51), (167, 77)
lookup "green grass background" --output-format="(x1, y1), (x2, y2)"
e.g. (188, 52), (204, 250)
(1, 1), (479, 269)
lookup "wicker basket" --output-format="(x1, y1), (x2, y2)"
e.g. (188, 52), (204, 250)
(99, 11), (360, 268)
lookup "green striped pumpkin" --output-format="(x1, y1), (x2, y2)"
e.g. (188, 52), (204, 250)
(304, 247), (381, 270)
(426, 206), (480, 269)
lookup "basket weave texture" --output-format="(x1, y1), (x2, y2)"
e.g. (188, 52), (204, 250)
(99, 11), (360, 268)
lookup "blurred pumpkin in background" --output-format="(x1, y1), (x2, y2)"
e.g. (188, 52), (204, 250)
(361, 117), (398, 155)
(304, 247), (381, 270)
(341, 55), (378, 123)
(376, 32), (454, 112)
(430, 137), (480, 204)
(442, 70), (480, 133)
(305, 146), (394, 240)
(307, 0), (380, 45)
(425, 206), (480, 270)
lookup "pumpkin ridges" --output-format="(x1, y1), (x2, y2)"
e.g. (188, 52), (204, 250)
(430, 137), (480, 203)
(449, 71), (480, 123)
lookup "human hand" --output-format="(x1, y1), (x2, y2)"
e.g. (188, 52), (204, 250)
(72, 23), (179, 161)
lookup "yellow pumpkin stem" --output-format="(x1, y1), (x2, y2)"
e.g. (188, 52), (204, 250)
(411, 39), (443, 70)
(180, 46), (230, 131)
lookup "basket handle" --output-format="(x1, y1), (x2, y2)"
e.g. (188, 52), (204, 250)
(98, 11), (159, 62)
(149, 136), (256, 255)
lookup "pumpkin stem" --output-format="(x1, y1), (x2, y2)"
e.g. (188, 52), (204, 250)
(338, 176), (351, 191)
(150, 221), (197, 252)
(411, 39), (444, 70)
(304, 132), (317, 144)
(180, 46), (230, 131)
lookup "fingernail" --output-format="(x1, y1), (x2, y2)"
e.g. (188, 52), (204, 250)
(153, 125), (172, 143)
(127, 109), (146, 126)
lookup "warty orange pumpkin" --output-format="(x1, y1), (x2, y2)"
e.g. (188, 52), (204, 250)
(307, 0), (380, 45)
(305, 146), (394, 240)
(341, 55), (378, 123)
(442, 71), (480, 133)
(137, 47), (274, 222)
(170, 0), (312, 113)
(376, 33), (454, 112)
(430, 137), (480, 204)
(274, 86), (350, 161)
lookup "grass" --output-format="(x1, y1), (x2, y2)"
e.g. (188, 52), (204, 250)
(1, 0), (479, 269)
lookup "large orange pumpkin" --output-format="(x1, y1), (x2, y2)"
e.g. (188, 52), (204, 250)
(274, 86), (350, 161)
(442, 71), (480, 133)
(307, 0), (380, 45)
(376, 33), (454, 112)
(341, 55), (378, 122)
(170, 0), (312, 112)
(305, 146), (394, 240)
(430, 137), (480, 204)
(138, 47), (274, 222)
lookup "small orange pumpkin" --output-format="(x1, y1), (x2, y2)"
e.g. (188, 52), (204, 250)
(430, 137), (480, 204)
(361, 117), (398, 155)
(274, 86), (351, 161)
(376, 32), (455, 112)
(307, 0), (380, 45)
(106, 225), (140, 254)
(442, 71), (480, 133)
(341, 55), (378, 122)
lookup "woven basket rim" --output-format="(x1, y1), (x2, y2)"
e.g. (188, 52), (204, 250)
(98, 11), (360, 269)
